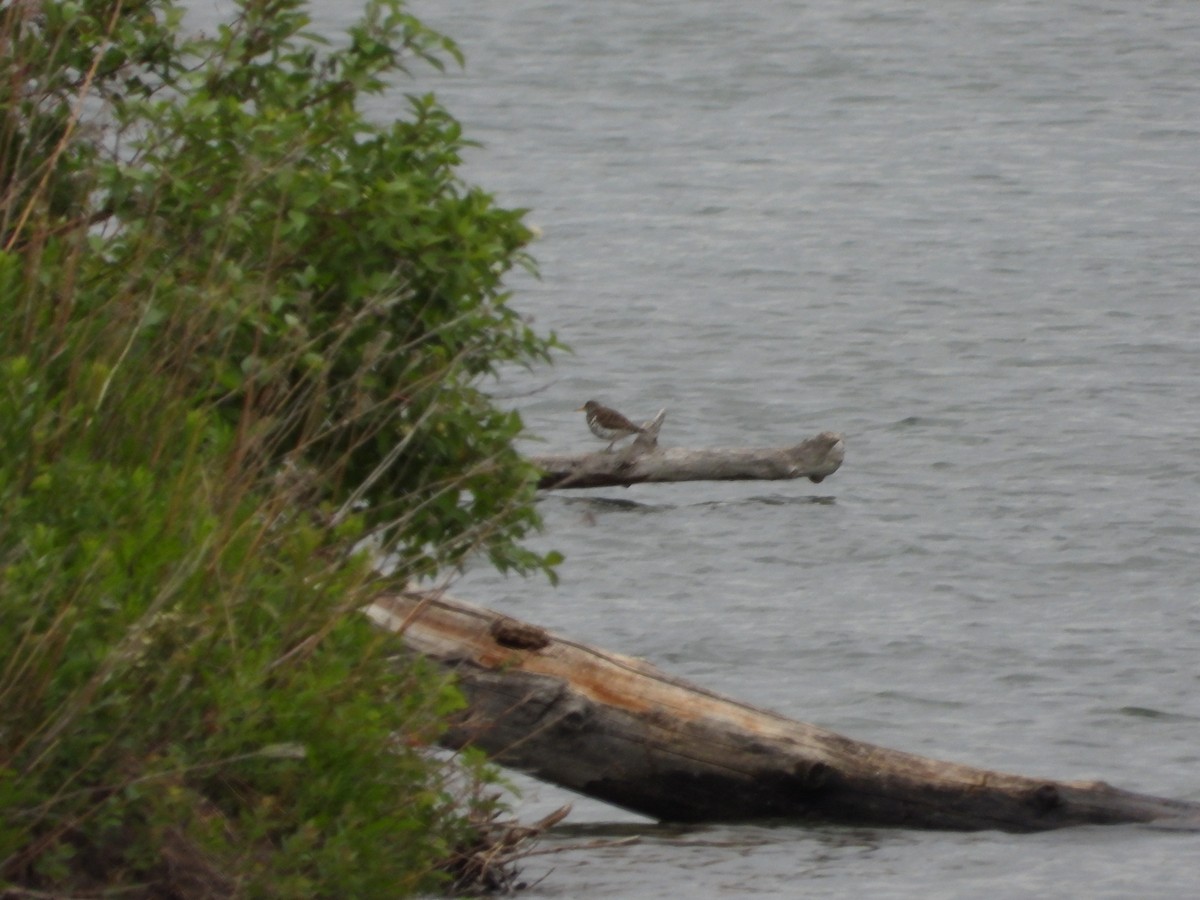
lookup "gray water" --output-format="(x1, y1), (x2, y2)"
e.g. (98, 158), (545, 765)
(408, 2), (1200, 896)
(202, 0), (1200, 894)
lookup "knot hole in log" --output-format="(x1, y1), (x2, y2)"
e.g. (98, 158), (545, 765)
(1029, 783), (1063, 813)
(551, 695), (592, 733)
(792, 760), (836, 791)
(489, 617), (551, 651)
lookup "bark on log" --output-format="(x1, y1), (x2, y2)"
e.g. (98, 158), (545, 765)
(367, 591), (1200, 833)
(532, 429), (846, 490)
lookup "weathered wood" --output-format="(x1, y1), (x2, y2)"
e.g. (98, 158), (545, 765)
(367, 591), (1200, 832)
(532, 429), (846, 490)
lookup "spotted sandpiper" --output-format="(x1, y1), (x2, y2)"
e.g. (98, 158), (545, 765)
(577, 400), (645, 451)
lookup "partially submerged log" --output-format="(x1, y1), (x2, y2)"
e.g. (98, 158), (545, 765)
(532, 414), (846, 490)
(368, 591), (1200, 832)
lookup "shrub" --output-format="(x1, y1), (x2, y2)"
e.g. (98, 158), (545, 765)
(0, 0), (557, 894)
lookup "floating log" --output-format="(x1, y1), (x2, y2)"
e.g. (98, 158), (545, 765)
(368, 591), (1200, 832)
(532, 416), (845, 490)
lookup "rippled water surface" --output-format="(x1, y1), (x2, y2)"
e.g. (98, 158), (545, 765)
(196, 0), (1200, 894)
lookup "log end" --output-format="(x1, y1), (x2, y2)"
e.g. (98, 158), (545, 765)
(792, 431), (845, 482)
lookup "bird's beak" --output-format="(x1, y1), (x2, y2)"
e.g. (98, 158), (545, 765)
(575, 404), (585, 412)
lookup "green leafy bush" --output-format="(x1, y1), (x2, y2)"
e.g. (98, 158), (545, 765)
(0, 0), (558, 894)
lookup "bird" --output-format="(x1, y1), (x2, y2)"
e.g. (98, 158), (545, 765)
(577, 400), (645, 450)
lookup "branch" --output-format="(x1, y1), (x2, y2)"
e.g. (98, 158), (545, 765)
(532, 420), (845, 490)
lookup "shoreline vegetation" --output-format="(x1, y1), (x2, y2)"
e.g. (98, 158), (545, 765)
(1, 0), (561, 895)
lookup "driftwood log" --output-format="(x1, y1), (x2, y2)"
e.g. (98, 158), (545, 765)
(368, 591), (1200, 832)
(531, 411), (845, 490)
